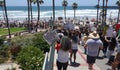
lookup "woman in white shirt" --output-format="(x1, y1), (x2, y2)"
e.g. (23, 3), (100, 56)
(56, 36), (71, 70)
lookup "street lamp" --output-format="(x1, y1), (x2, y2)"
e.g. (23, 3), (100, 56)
(52, 0), (55, 30)
(96, 0), (100, 24)
(105, 0), (108, 22)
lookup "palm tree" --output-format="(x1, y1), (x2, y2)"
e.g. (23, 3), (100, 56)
(116, 0), (120, 24)
(62, 0), (68, 20)
(30, 0), (33, 23)
(96, 0), (100, 24)
(33, 0), (44, 31)
(0, 0), (5, 20)
(102, 0), (105, 25)
(27, 0), (31, 32)
(0, 0), (4, 7)
(72, 2), (78, 19)
(0, 0), (11, 38)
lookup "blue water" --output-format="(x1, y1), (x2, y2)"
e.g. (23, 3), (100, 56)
(0, 6), (96, 11)
(0, 6), (118, 19)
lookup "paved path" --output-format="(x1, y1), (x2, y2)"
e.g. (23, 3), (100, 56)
(0, 63), (21, 70)
(53, 45), (101, 70)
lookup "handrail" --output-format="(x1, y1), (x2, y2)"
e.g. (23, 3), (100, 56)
(42, 43), (55, 70)
(42, 52), (48, 70)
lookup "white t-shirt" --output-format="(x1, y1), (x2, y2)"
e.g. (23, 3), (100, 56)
(72, 42), (78, 50)
(57, 49), (69, 63)
(86, 39), (103, 56)
(106, 27), (113, 37)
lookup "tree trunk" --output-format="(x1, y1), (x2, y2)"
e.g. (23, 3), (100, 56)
(102, 0), (105, 25)
(117, 6), (120, 24)
(64, 6), (66, 21)
(105, 0), (108, 22)
(36, 0), (40, 32)
(27, 0), (31, 33)
(97, 0), (100, 24)
(30, 1), (33, 30)
(4, 0), (11, 38)
(74, 9), (75, 19)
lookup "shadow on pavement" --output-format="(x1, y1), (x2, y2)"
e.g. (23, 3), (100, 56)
(70, 62), (80, 67)
(96, 56), (104, 60)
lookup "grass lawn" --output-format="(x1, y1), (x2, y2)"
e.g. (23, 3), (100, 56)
(0, 27), (26, 35)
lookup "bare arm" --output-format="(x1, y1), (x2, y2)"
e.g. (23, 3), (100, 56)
(84, 44), (87, 48)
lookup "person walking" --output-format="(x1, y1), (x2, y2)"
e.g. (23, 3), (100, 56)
(112, 34), (120, 70)
(105, 26), (117, 65)
(56, 36), (72, 70)
(84, 31), (103, 70)
(83, 32), (89, 54)
(70, 30), (79, 63)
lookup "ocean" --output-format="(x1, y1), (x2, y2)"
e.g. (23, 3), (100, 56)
(0, 6), (119, 20)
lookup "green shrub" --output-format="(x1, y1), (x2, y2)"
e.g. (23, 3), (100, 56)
(0, 36), (5, 47)
(11, 34), (34, 47)
(0, 58), (8, 64)
(33, 32), (50, 53)
(17, 46), (44, 70)
(0, 46), (9, 58)
(9, 42), (22, 59)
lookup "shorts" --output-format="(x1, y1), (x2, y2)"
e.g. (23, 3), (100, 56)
(87, 55), (97, 64)
(72, 49), (78, 54)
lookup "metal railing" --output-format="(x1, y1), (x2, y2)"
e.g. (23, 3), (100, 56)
(42, 44), (55, 70)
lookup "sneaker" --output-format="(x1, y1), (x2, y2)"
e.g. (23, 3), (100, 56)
(105, 63), (112, 66)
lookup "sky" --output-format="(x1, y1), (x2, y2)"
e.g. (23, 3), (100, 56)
(6, 0), (118, 6)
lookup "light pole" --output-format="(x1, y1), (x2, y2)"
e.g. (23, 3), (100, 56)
(52, 0), (55, 30)
(96, 0), (100, 24)
(105, 0), (108, 22)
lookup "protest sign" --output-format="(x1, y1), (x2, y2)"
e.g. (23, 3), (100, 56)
(43, 30), (59, 45)
(63, 23), (74, 30)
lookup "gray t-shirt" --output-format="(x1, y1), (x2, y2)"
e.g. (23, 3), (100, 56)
(86, 39), (103, 56)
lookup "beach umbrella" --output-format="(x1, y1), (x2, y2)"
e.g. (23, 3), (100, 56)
(62, 0), (68, 20)
(72, 2), (78, 19)
(116, 0), (120, 24)
(91, 18), (96, 22)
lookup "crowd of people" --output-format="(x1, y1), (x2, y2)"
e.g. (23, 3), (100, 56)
(54, 19), (120, 70)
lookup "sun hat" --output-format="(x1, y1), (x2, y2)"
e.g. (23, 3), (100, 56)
(74, 26), (79, 30)
(89, 31), (99, 39)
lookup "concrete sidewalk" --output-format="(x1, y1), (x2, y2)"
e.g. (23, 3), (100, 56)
(53, 45), (101, 70)
(0, 63), (21, 70)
